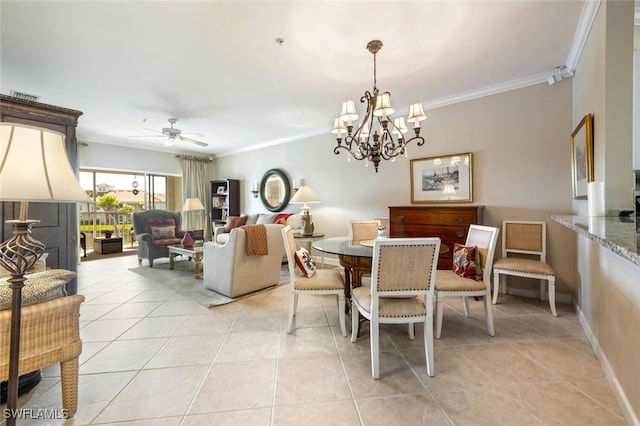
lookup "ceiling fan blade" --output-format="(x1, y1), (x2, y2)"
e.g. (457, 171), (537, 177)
(128, 134), (167, 138)
(179, 135), (208, 147)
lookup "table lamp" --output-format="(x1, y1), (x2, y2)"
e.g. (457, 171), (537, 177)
(290, 186), (320, 236)
(0, 123), (92, 425)
(181, 197), (205, 246)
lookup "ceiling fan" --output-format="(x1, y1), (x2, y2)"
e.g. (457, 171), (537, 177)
(130, 118), (208, 147)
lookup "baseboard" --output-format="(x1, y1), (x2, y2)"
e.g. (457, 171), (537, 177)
(503, 286), (572, 304)
(576, 304), (639, 426)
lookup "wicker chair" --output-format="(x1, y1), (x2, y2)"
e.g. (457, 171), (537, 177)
(0, 294), (84, 417)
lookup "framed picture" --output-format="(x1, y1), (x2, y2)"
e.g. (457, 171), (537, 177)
(570, 113), (594, 199)
(216, 186), (226, 194)
(410, 152), (473, 203)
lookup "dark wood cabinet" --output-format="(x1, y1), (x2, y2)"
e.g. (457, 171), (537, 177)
(93, 237), (123, 254)
(389, 206), (483, 270)
(0, 95), (83, 294)
(210, 179), (240, 226)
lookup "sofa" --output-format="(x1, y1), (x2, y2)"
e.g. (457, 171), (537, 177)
(213, 213), (301, 244)
(132, 209), (185, 267)
(203, 224), (285, 298)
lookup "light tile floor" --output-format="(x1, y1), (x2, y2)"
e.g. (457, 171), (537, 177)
(2, 255), (627, 425)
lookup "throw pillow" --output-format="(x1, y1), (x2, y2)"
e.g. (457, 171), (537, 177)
(151, 225), (176, 240)
(144, 218), (176, 234)
(244, 214), (260, 225)
(294, 247), (316, 278)
(224, 215), (247, 233)
(452, 243), (480, 279)
(256, 213), (277, 224)
(274, 213), (292, 225)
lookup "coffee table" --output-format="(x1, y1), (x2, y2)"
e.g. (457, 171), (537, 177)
(168, 244), (203, 279)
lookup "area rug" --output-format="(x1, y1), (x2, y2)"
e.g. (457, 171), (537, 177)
(129, 260), (290, 308)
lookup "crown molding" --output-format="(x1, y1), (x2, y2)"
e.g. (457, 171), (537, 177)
(422, 73), (552, 111)
(566, 0), (601, 71)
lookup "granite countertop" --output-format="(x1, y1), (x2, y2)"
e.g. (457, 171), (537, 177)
(552, 215), (640, 267)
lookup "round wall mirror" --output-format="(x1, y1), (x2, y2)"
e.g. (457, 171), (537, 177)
(259, 168), (291, 212)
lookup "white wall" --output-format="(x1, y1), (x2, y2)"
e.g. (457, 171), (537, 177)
(571, 1), (639, 423)
(78, 142), (184, 176)
(215, 81), (577, 298)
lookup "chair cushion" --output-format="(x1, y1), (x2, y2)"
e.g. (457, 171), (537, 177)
(224, 215), (248, 233)
(435, 270), (487, 292)
(294, 268), (343, 291)
(493, 258), (554, 276)
(153, 237), (182, 247)
(352, 287), (426, 318)
(150, 225), (176, 239)
(294, 247), (316, 277)
(0, 269), (75, 310)
(452, 243), (480, 279)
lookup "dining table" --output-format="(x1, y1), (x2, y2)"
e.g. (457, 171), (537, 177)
(312, 236), (449, 305)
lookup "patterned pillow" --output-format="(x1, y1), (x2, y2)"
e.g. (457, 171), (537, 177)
(452, 243), (480, 279)
(274, 213), (292, 225)
(143, 218), (175, 234)
(294, 247), (316, 278)
(151, 225), (176, 239)
(224, 216), (247, 233)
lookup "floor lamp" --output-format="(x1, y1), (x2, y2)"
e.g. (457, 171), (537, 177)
(181, 198), (205, 245)
(0, 123), (91, 424)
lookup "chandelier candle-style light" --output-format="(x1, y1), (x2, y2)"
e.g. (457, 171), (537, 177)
(332, 40), (426, 172)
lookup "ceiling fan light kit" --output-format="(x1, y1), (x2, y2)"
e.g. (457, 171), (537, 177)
(130, 118), (208, 147)
(332, 40), (426, 173)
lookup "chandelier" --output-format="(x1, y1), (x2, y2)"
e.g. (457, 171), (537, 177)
(331, 40), (426, 172)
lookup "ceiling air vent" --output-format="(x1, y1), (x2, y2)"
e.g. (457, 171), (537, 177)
(10, 90), (40, 102)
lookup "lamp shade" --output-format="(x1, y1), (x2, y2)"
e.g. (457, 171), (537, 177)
(0, 123), (91, 203)
(290, 186), (321, 204)
(182, 197), (205, 211)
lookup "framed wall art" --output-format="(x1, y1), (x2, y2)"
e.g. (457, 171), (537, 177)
(410, 152), (473, 203)
(570, 113), (594, 199)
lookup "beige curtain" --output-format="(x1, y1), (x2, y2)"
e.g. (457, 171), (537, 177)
(179, 156), (212, 240)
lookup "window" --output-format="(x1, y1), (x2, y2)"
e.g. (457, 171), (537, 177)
(79, 170), (173, 250)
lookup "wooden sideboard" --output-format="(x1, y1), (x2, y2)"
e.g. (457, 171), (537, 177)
(389, 206), (484, 270)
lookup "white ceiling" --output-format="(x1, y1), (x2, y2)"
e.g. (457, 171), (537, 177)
(1, 1), (589, 157)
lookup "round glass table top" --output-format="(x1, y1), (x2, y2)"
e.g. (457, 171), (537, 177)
(312, 237), (373, 258)
(313, 237), (449, 258)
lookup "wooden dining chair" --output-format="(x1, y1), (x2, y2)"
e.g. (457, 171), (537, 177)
(351, 237), (441, 378)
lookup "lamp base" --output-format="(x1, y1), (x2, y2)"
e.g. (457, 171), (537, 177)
(300, 212), (314, 236)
